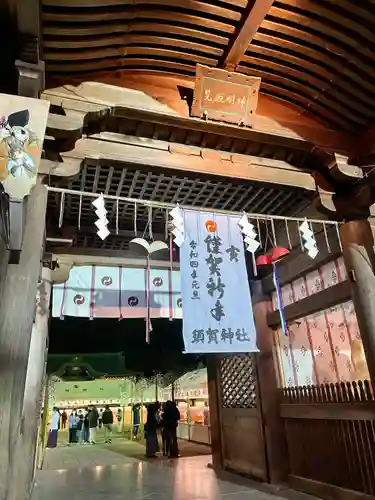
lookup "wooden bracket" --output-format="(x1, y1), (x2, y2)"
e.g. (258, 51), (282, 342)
(15, 59), (45, 98)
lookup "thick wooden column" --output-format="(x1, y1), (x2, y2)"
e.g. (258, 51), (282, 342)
(15, 266), (51, 497)
(206, 356), (222, 468)
(252, 280), (288, 483)
(340, 219), (375, 390)
(0, 239), (9, 304)
(0, 180), (47, 500)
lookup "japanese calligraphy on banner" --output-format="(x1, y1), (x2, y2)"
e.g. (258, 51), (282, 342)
(52, 265), (182, 320)
(180, 210), (258, 354)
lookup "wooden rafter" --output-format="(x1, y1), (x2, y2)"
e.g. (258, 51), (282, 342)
(221, 0), (275, 71)
(352, 123), (375, 161)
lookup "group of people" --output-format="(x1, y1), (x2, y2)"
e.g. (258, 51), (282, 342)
(47, 401), (180, 457)
(47, 404), (115, 448)
(145, 400), (180, 459)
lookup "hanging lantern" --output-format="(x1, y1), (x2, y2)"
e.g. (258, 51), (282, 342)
(255, 254), (272, 266)
(271, 247), (289, 263)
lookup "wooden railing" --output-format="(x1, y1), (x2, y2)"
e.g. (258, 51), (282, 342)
(280, 381), (375, 499)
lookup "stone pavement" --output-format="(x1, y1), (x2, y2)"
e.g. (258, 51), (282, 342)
(33, 437), (310, 500)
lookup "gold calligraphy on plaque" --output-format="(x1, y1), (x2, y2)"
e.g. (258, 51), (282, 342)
(203, 89), (247, 109)
(191, 64), (261, 126)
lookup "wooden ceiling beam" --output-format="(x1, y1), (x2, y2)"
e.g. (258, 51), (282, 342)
(50, 136), (316, 191)
(41, 86), (350, 153)
(50, 252), (178, 270)
(222, 0), (275, 71)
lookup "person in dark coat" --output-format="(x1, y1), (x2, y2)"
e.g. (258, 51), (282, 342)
(145, 403), (160, 458)
(161, 401), (180, 458)
(61, 410), (67, 430)
(82, 408), (90, 443)
(69, 411), (79, 443)
(88, 405), (99, 444)
(102, 405), (114, 443)
(76, 411), (84, 442)
(133, 403), (141, 439)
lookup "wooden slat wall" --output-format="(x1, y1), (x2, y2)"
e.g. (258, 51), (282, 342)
(271, 256), (369, 387)
(270, 256), (375, 499)
(281, 382), (375, 500)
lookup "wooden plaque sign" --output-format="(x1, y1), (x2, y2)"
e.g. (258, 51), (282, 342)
(191, 65), (261, 127)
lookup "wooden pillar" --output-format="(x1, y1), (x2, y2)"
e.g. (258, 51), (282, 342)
(252, 280), (289, 483)
(340, 219), (375, 390)
(16, 266), (51, 496)
(206, 356), (222, 468)
(0, 180), (47, 500)
(0, 238), (9, 305)
(37, 376), (50, 469)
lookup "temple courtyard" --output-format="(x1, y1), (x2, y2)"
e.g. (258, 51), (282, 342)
(32, 436), (313, 500)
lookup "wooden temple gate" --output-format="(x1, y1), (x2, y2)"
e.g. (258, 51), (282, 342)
(2, 0), (375, 499)
(217, 355), (267, 480)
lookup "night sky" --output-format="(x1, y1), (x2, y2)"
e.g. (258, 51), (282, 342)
(49, 317), (203, 376)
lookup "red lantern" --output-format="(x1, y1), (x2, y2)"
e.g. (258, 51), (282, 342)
(255, 254), (272, 266)
(271, 247), (289, 263)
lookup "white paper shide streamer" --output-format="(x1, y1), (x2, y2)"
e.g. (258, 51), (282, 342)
(299, 219), (318, 259)
(92, 193), (110, 240)
(238, 214), (260, 275)
(169, 205), (185, 247)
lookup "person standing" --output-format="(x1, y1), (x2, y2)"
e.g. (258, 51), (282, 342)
(145, 403), (160, 458)
(47, 407), (60, 449)
(116, 407), (123, 433)
(76, 411), (84, 443)
(61, 409), (67, 430)
(82, 408), (90, 443)
(98, 408), (103, 429)
(69, 411), (79, 444)
(162, 401), (180, 458)
(132, 404), (141, 440)
(88, 405), (99, 444)
(102, 405), (114, 443)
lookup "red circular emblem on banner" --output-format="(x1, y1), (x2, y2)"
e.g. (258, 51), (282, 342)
(153, 277), (163, 287)
(101, 276), (113, 286)
(73, 294), (85, 305)
(205, 220), (216, 233)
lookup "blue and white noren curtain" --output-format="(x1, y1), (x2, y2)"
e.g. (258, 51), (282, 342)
(179, 210), (258, 354)
(52, 265), (182, 320)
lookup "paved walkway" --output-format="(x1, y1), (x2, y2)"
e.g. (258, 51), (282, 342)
(32, 437), (309, 500)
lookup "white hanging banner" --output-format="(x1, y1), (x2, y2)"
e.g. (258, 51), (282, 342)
(52, 265), (183, 320)
(149, 268), (170, 318)
(172, 271), (183, 319)
(93, 266), (121, 318)
(120, 267), (147, 319)
(52, 282), (65, 318)
(179, 210), (258, 354)
(60, 266), (92, 318)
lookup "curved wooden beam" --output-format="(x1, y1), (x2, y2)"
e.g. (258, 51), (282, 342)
(222, 0), (275, 71)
